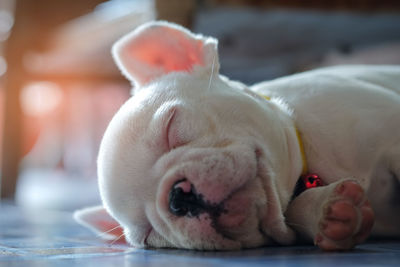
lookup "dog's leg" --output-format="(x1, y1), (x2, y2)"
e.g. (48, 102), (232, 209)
(285, 179), (374, 250)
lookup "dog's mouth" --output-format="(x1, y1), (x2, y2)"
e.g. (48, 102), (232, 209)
(165, 150), (264, 246)
(167, 148), (262, 220)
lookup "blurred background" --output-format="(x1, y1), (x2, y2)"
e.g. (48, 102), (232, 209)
(0, 0), (399, 211)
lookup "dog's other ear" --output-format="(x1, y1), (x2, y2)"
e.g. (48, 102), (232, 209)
(74, 206), (126, 243)
(112, 21), (219, 88)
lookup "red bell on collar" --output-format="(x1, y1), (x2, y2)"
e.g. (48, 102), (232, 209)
(291, 173), (324, 201)
(301, 173), (324, 189)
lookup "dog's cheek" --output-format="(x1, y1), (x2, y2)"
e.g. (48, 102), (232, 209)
(217, 179), (268, 246)
(221, 178), (266, 226)
(218, 192), (251, 229)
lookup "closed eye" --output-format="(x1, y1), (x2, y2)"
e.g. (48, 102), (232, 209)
(165, 107), (178, 150)
(166, 107), (191, 150)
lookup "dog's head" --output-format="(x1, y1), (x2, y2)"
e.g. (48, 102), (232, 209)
(75, 21), (303, 250)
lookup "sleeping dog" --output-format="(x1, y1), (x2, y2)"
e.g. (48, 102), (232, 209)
(75, 21), (400, 251)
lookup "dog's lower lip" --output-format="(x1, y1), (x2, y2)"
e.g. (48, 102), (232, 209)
(143, 227), (153, 246)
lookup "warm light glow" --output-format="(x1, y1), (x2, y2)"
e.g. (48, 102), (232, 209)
(0, 56), (6, 76)
(0, 9), (14, 41)
(20, 81), (63, 116)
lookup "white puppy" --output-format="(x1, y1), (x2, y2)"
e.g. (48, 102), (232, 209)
(75, 21), (400, 251)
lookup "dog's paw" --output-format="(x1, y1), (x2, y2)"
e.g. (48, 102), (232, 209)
(314, 180), (374, 251)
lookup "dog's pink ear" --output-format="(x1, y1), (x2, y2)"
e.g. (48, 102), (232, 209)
(112, 21), (219, 87)
(74, 206), (125, 243)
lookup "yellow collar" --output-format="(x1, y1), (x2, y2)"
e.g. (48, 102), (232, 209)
(261, 95), (308, 175)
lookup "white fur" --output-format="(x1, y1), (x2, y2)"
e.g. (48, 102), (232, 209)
(75, 21), (400, 250)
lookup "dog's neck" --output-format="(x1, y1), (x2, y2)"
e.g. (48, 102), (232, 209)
(260, 94), (308, 176)
(258, 94), (326, 205)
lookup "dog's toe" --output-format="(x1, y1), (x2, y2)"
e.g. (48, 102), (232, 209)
(320, 200), (357, 240)
(355, 200), (375, 243)
(315, 180), (374, 251)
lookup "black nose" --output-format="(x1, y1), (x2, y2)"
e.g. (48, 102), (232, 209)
(169, 179), (204, 217)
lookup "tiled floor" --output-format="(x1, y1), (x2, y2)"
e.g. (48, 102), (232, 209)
(1, 204), (399, 266)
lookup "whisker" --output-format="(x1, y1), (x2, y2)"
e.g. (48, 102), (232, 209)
(207, 53), (217, 91)
(97, 225), (123, 238)
(110, 232), (126, 246)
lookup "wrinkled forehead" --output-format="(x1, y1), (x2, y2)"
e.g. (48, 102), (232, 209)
(104, 72), (262, 148)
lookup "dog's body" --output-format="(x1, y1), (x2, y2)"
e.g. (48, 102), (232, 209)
(254, 66), (400, 246)
(75, 21), (400, 251)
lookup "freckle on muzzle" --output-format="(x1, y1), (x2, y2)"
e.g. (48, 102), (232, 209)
(169, 179), (225, 218)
